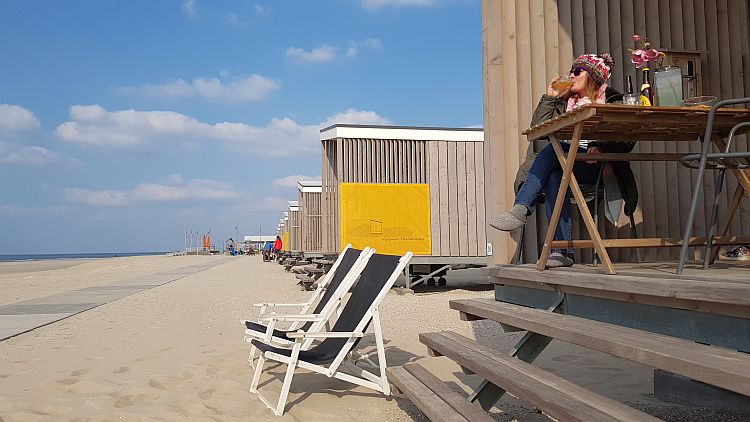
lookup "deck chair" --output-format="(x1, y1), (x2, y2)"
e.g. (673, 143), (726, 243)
(242, 246), (373, 365)
(249, 251), (413, 416)
(249, 244), (354, 320)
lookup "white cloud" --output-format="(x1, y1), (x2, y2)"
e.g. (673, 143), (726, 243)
(321, 108), (392, 128)
(0, 104), (76, 166)
(0, 104), (41, 133)
(119, 73), (280, 103)
(257, 196), (288, 211)
(346, 38), (383, 57)
(225, 12), (245, 26)
(362, 0), (436, 11)
(254, 4), (272, 16)
(285, 45), (337, 63)
(62, 175), (239, 207)
(56, 105), (391, 156)
(63, 188), (132, 207)
(287, 39), (383, 63)
(182, 0), (198, 18)
(0, 142), (70, 166)
(272, 175), (321, 188)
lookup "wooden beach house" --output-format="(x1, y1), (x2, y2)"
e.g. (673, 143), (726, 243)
(320, 124), (487, 288)
(287, 201), (300, 253)
(387, 2), (750, 419)
(297, 180), (324, 254)
(483, 0), (750, 265)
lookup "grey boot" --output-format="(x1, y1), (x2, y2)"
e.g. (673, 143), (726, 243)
(489, 204), (528, 231)
(540, 252), (574, 268)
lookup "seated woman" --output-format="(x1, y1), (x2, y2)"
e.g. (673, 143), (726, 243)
(490, 53), (637, 268)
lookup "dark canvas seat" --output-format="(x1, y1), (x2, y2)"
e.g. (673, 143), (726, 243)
(242, 245), (373, 365)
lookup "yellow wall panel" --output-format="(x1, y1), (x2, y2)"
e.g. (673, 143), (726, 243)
(339, 183), (431, 255)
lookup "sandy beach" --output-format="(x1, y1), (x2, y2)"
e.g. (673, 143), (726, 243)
(0, 255), (745, 421)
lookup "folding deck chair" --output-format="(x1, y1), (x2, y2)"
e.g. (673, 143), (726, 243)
(249, 252), (413, 416)
(242, 246), (373, 365)
(247, 244), (354, 320)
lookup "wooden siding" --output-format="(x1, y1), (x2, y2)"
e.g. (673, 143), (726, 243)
(483, 0), (750, 266)
(299, 191), (323, 252)
(321, 137), (487, 257)
(288, 209), (300, 251)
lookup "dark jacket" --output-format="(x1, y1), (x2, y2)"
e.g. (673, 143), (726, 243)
(514, 87), (638, 216)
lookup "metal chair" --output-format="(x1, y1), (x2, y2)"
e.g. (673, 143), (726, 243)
(678, 97), (750, 272)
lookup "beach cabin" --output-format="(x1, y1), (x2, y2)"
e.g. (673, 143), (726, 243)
(320, 124), (486, 288)
(389, 5), (750, 420)
(389, 2), (750, 419)
(297, 180), (324, 253)
(483, 0), (750, 265)
(287, 201), (300, 252)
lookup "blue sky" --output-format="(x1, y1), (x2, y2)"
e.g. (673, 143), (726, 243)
(0, 0), (481, 254)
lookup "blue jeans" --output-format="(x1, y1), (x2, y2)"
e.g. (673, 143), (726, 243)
(515, 143), (601, 254)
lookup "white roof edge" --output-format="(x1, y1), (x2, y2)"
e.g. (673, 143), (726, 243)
(320, 124), (484, 142)
(298, 180), (322, 193)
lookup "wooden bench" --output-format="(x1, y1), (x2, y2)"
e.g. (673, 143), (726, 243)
(450, 298), (750, 397)
(420, 331), (660, 422)
(304, 265), (325, 275)
(294, 274), (316, 291)
(387, 363), (493, 422)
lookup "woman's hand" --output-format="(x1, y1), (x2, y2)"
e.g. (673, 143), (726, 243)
(585, 146), (602, 164)
(547, 74), (572, 98)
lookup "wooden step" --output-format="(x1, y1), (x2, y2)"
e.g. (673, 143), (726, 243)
(420, 331), (660, 422)
(486, 265), (750, 307)
(450, 298), (750, 397)
(387, 363), (493, 422)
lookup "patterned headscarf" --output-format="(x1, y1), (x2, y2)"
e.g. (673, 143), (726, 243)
(570, 53), (615, 87)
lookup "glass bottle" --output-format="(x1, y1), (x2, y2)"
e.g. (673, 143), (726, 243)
(640, 67), (654, 106)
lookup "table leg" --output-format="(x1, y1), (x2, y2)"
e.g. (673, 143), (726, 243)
(552, 144), (616, 274)
(537, 132), (580, 271)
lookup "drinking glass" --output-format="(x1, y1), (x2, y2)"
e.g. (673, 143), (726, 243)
(623, 93), (640, 106)
(551, 76), (573, 92)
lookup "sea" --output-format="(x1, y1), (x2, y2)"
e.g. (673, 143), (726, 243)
(0, 252), (170, 262)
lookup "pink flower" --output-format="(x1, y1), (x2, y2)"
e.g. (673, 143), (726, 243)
(632, 34), (642, 42)
(631, 50), (648, 68)
(642, 48), (660, 61)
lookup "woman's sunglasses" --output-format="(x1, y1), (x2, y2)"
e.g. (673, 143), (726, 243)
(570, 67), (585, 76)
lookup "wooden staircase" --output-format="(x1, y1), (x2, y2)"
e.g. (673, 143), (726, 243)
(388, 295), (750, 421)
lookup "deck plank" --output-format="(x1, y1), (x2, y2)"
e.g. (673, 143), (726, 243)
(387, 365), (470, 422)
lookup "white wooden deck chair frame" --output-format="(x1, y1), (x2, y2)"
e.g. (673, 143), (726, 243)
(249, 244), (353, 326)
(243, 247), (374, 365)
(249, 251), (413, 416)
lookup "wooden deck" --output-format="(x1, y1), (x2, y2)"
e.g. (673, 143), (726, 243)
(486, 262), (750, 320)
(391, 262), (750, 420)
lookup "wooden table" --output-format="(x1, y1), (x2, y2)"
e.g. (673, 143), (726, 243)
(522, 103), (750, 275)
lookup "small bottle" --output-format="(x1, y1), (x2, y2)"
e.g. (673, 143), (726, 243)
(640, 67), (654, 106)
(625, 75), (634, 94)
